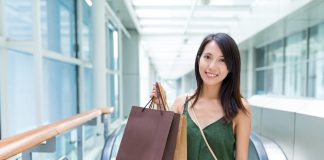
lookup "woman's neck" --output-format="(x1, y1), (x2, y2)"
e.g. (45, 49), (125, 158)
(200, 84), (221, 100)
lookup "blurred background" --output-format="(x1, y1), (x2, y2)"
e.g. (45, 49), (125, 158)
(0, 0), (324, 159)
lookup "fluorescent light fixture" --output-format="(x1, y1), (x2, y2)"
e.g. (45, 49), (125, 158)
(132, 0), (192, 6)
(136, 9), (187, 18)
(85, 0), (92, 7)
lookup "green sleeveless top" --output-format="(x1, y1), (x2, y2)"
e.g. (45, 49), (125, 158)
(183, 99), (236, 160)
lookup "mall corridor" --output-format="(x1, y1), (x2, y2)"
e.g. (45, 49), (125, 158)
(0, 0), (324, 159)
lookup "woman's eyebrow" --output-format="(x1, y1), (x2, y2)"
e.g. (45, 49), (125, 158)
(203, 52), (213, 55)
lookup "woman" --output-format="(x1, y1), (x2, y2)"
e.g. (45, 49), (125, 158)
(151, 33), (251, 160)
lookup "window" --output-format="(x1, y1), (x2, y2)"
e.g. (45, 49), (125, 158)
(268, 40), (284, 94)
(107, 74), (120, 121)
(255, 46), (268, 94)
(308, 22), (324, 98)
(83, 68), (94, 111)
(81, 0), (93, 61)
(43, 58), (77, 123)
(8, 50), (37, 135)
(284, 31), (307, 97)
(5, 0), (33, 40)
(41, 0), (76, 57)
(106, 22), (120, 122)
(107, 23), (119, 70)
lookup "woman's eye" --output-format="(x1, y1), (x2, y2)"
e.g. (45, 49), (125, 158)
(204, 55), (211, 60)
(219, 59), (225, 62)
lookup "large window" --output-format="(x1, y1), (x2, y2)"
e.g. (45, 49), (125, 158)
(255, 40), (284, 95)
(254, 22), (324, 99)
(284, 31), (307, 97)
(81, 0), (93, 61)
(308, 23), (324, 98)
(268, 40), (284, 94)
(106, 22), (120, 122)
(43, 58), (77, 123)
(83, 68), (94, 111)
(41, 0), (76, 57)
(8, 50), (37, 135)
(5, 0), (33, 40)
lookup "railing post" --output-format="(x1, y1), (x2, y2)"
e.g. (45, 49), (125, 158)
(77, 125), (84, 160)
(102, 114), (109, 141)
(22, 137), (56, 160)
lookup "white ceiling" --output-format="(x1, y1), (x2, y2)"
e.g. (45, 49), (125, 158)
(128, 0), (308, 80)
(130, 0), (256, 79)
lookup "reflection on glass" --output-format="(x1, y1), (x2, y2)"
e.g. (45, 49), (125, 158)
(43, 58), (77, 123)
(285, 31), (307, 64)
(308, 22), (324, 98)
(255, 47), (267, 68)
(107, 23), (119, 70)
(285, 31), (307, 97)
(107, 74), (120, 121)
(41, 0), (76, 57)
(285, 63), (306, 97)
(8, 50), (36, 136)
(5, 0), (33, 40)
(256, 70), (266, 94)
(81, 0), (93, 61)
(84, 68), (94, 111)
(268, 40), (284, 94)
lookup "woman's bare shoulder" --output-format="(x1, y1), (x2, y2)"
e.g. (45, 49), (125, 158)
(171, 94), (189, 114)
(233, 98), (251, 129)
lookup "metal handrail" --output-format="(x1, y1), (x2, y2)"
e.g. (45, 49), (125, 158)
(0, 107), (113, 160)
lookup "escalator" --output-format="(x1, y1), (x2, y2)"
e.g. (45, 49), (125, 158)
(101, 124), (286, 160)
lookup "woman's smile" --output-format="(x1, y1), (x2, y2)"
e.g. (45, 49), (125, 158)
(205, 72), (218, 78)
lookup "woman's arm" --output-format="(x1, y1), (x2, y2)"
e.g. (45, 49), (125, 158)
(234, 99), (251, 160)
(170, 95), (187, 114)
(150, 83), (186, 114)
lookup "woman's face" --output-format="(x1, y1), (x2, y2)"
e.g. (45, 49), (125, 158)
(199, 41), (229, 86)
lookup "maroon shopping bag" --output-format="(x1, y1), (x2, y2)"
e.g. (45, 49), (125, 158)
(116, 83), (180, 160)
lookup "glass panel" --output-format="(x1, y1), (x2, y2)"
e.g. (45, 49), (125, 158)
(285, 63), (307, 97)
(308, 22), (324, 98)
(309, 22), (324, 60)
(107, 74), (120, 121)
(81, 0), (93, 61)
(84, 68), (94, 111)
(268, 40), (284, 94)
(33, 130), (78, 160)
(271, 66), (284, 94)
(41, 0), (76, 57)
(255, 70), (266, 94)
(106, 23), (119, 70)
(43, 58), (77, 123)
(5, 0), (32, 40)
(285, 31), (307, 64)
(284, 31), (307, 97)
(268, 40), (284, 66)
(8, 50), (37, 136)
(255, 46), (267, 68)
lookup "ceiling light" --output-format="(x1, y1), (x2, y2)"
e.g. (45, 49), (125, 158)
(85, 0), (92, 7)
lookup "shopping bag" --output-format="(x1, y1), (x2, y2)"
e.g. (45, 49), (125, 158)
(155, 82), (187, 160)
(116, 82), (181, 160)
(173, 114), (187, 160)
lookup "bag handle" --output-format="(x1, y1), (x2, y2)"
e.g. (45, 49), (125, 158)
(155, 82), (168, 111)
(191, 107), (218, 160)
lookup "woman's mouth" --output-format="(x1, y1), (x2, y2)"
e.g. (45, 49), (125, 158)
(205, 72), (218, 78)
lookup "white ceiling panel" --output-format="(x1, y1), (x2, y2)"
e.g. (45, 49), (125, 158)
(130, 0), (256, 79)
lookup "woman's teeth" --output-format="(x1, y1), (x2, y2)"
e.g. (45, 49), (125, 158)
(206, 72), (217, 77)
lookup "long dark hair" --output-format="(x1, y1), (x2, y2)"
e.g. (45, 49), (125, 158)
(188, 33), (247, 123)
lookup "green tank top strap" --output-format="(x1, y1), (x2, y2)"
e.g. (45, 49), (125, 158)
(182, 95), (189, 114)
